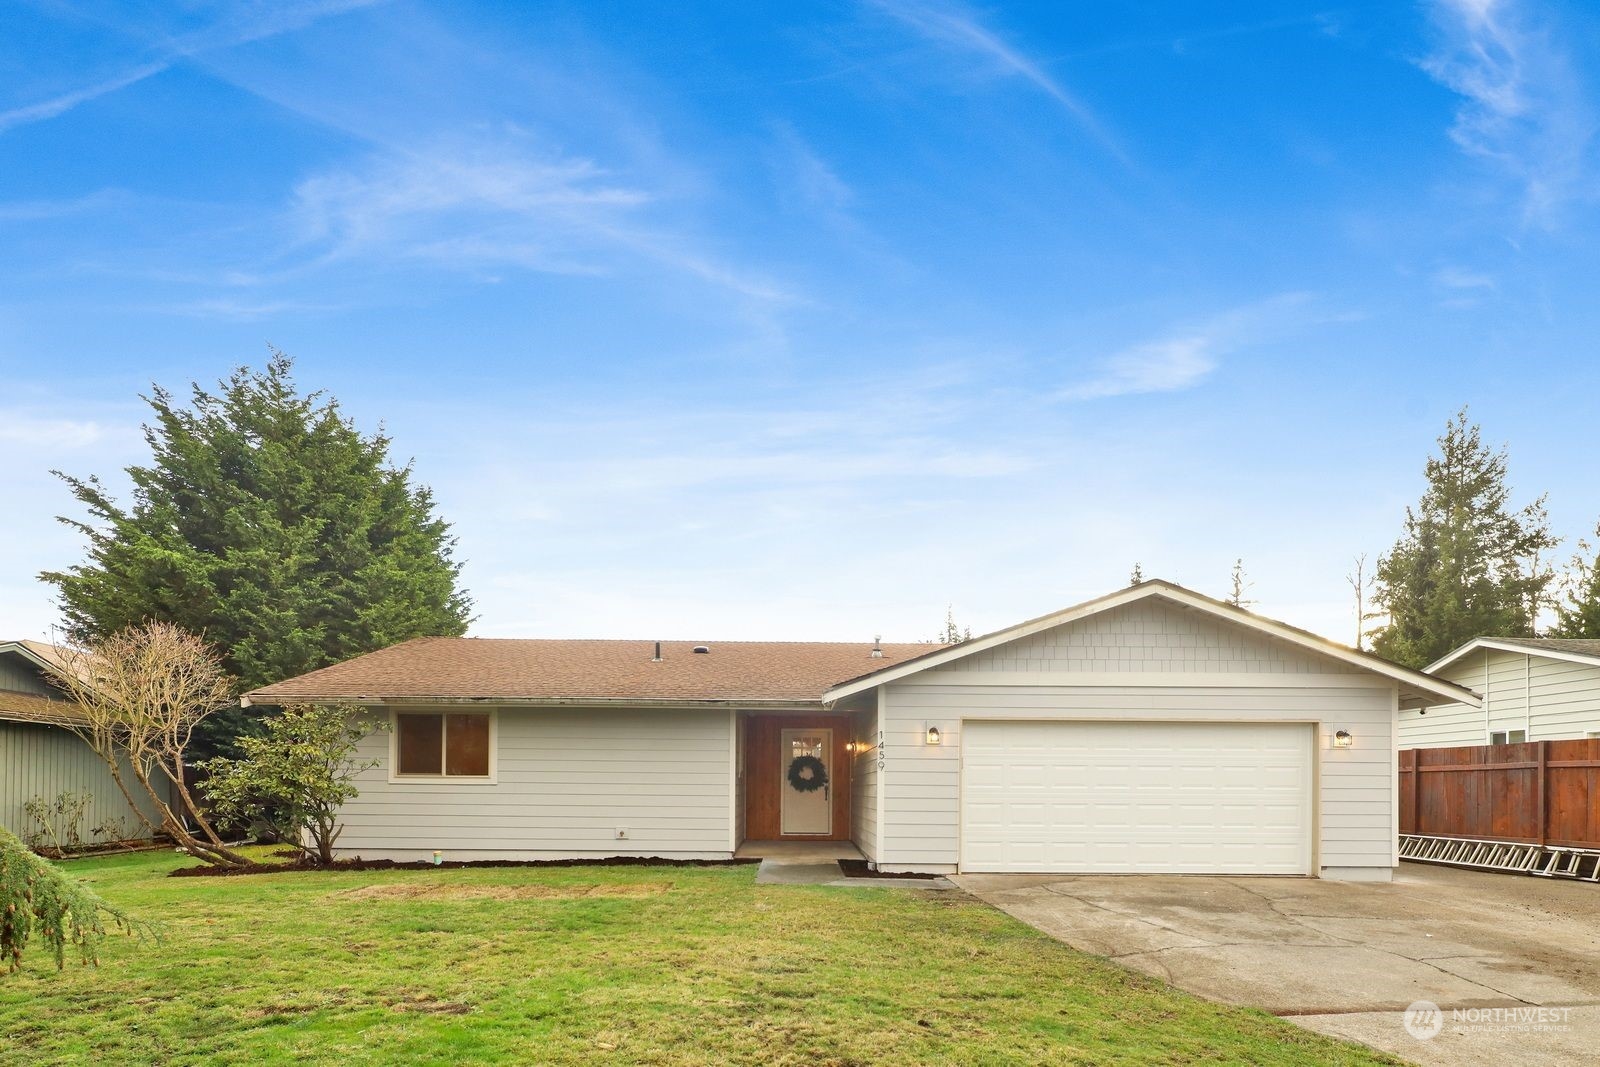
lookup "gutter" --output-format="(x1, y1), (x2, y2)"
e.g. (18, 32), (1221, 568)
(240, 694), (827, 711)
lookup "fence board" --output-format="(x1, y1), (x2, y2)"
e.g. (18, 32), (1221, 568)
(1400, 739), (1600, 848)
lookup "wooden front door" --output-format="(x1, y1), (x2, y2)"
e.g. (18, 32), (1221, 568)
(744, 714), (852, 841)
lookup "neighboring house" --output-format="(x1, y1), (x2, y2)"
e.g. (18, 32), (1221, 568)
(244, 580), (1473, 882)
(0, 640), (165, 843)
(1400, 637), (1600, 749)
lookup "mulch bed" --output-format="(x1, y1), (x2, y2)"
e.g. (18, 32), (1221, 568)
(837, 859), (940, 880)
(170, 855), (761, 878)
(35, 839), (168, 860)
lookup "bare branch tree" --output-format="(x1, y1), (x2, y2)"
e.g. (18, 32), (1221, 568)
(1346, 553), (1381, 650)
(1226, 559), (1256, 610)
(46, 622), (251, 868)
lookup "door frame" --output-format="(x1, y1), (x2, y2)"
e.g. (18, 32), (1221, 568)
(742, 712), (853, 841)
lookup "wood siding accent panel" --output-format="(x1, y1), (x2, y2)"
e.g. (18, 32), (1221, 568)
(335, 706), (734, 860)
(932, 599), (1364, 676)
(1399, 739), (1600, 847)
(0, 721), (164, 842)
(742, 713), (852, 841)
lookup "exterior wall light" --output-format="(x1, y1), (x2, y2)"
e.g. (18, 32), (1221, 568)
(1333, 729), (1353, 748)
(925, 725), (943, 746)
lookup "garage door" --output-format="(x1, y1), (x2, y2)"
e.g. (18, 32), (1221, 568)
(961, 720), (1313, 874)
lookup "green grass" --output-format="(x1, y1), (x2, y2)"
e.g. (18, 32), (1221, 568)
(0, 849), (1399, 1066)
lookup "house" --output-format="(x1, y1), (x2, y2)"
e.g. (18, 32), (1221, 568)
(1400, 637), (1600, 749)
(244, 580), (1474, 881)
(0, 640), (165, 845)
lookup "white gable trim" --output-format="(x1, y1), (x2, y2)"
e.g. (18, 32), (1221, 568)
(1427, 637), (1600, 675)
(822, 580), (1479, 708)
(0, 641), (61, 676)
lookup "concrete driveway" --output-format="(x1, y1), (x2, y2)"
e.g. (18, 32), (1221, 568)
(954, 863), (1600, 1066)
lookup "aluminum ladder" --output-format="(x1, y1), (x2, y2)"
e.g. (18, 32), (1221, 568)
(1400, 835), (1600, 881)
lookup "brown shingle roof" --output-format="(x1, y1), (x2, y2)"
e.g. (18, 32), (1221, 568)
(245, 637), (936, 707)
(1489, 637), (1600, 660)
(0, 689), (88, 727)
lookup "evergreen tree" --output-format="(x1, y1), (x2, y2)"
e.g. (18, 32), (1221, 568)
(1371, 409), (1555, 668)
(1550, 523), (1600, 638)
(1129, 562), (1145, 586)
(42, 354), (473, 754)
(935, 605), (972, 644)
(2, 824), (149, 971)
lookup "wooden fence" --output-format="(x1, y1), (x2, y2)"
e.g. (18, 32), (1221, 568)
(1399, 739), (1600, 848)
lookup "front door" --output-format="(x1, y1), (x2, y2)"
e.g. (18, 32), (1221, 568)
(780, 728), (832, 835)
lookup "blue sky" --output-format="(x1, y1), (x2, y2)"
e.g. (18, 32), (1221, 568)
(3, 0), (1598, 646)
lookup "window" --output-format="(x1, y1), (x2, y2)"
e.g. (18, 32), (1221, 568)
(394, 712), (492, 777)
(1488, 729), (1527, 745)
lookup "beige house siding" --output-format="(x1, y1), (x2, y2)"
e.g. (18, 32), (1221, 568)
(871, 600), (1399, 879)
(335, 706), (735, 861)
(1402, 647), (1600, 748)
(0, 721), (164, 843)
(732, 712), (746, 850)
(848, 704), (879, 862)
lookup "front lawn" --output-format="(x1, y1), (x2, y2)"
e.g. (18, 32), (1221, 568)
(1, 850), (1397, 1065)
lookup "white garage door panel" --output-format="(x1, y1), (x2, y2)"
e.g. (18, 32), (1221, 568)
(961, 721), (1313, 875)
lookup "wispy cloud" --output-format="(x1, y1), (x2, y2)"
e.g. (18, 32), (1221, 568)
(162, 297), (350, 321)
(0, 413), (108, 448)
(770, 123), (854, 223)
(1419, 0), (1596, 225)
(0, 62), (168, 134)
(0, 189), (127, 221)
(288, 143), (796, 302)
(1059, 335), (1218, 401)
(1059, 293), (1317, 401)
(867, 0), (1132, 166)
(0, 1), (387, 134)
(1432, 264), (1497, 308)
(1434, 264), (1496, 289)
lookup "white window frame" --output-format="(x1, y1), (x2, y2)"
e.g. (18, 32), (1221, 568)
(1488, 728), (1527, 746)
(388, 707), (498, 785)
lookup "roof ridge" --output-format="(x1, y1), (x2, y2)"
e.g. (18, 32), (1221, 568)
(418, 636), (932, 646)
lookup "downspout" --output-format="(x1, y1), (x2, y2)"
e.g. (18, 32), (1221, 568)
(1525, 653), (1532, 740)
(1484, 649), (1491, 742)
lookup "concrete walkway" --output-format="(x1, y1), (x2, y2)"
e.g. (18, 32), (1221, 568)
(954, 863), (1600, 1066)
(741, 840), (954, 889)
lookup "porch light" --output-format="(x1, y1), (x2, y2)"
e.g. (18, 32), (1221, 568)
(1333, 729), (1353, 748)
(925, 725), (943, 746)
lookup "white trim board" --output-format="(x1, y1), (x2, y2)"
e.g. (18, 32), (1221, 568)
(1427, 637), (1600, 674)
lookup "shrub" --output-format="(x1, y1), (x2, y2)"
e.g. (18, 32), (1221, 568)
(200, 705), (382, 866)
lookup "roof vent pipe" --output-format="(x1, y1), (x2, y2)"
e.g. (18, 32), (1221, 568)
(871, 635), (884, 658)
(652, 641), (662, 662)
